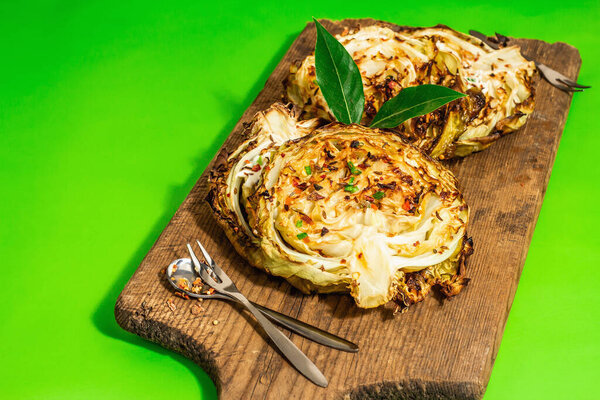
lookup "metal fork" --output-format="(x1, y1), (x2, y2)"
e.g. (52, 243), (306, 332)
(469, 30), (590, 93)
(166, 257), (358, 352)
(186, 241), (328, 387)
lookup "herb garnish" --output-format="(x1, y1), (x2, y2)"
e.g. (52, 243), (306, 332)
(313, 19), (466, 128)
(369, 85), (466, 128)
(344, 185), (359, 193)
(313, 18), (365, 124)
(347, 161), (361, 175)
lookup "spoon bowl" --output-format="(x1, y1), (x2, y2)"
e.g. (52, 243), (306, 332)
(166, 258), (229, 300)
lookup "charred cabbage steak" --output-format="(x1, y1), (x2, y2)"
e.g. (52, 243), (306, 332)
(286, 24), (536, 159)
(208, 103), (472, 309)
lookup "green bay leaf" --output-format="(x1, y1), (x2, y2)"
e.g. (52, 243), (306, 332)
(369, 85), (466, 129)
(313, 18), (365, 124)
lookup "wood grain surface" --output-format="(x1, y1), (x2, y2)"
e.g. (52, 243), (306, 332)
(114, 19), (581, 399)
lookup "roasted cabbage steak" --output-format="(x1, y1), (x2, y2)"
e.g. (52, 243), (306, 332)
(286, 24), (536, 159)
(208, 103), (472, 309)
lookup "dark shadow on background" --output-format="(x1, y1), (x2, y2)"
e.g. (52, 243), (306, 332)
(92, 31), (300, 399)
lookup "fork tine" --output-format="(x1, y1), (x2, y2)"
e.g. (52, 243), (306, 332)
(186, 243), (202, 269)
(195, 240), (231, 285)
(494, 32), (509, 47)
(186, 244), (218, 286)
(557, 78), (591, 89)
(195, 239), (214, 265)
(554, 82), (584, 93)
(196, 240), (224, 273)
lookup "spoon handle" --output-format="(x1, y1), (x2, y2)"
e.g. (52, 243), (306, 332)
(249, 301), (358, 353)
(227, 292), (328, 388)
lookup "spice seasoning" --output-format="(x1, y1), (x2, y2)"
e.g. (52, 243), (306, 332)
(166, 298), (177, 312)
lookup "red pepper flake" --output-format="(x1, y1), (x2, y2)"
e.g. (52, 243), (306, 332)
(402, 198), (412, 211)
(284, 197), (292, 206)
(302, 237), (310, 244)
(340, 259), (347, 264)
(177, 278), (190, 291)
(244, 160), (251, 164)
(166, 298), (177, 312)
(251, 164), (261, 172)
(296, 182), (308, 191)
(371, 203), (378, 210)
(300, 214), (314, 225)
(364, 195), (375, 202)
(191, 304), (204, 316)
(174, 291), (190, 300)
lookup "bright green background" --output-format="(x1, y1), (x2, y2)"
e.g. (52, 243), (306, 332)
(1, 1), (598, 399)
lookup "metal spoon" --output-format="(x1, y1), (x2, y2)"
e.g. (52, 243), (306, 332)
(166, 258), (358, 353)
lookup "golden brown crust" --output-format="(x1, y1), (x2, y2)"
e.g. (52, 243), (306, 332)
(207, 103), (473, 309)
(285, 24), (536, 159)
(394, 236), (473, 310)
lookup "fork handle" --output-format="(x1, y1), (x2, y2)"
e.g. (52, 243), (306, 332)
(250, 301), (358, 353)
(227, 292), (328, 387)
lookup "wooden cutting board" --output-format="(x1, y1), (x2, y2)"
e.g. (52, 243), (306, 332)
(115, 19), (581, 399)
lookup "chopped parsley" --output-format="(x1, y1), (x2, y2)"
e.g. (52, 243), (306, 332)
(295, 220), (303, 228)
(344, 185), (359, 193)
(347, 161), (362, 175)
(373, 191), (385, 200)
(304, 165), (312, 175)
(257, 155), (263, 165)
(297, 232), (308, 240)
